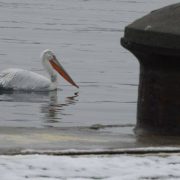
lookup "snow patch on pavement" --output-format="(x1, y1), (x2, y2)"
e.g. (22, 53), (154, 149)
(1, 154), (180, 180)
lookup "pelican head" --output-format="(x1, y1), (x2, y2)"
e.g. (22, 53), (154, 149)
(41, 49), (79, 88)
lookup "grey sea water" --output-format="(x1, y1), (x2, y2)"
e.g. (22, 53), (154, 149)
(0, 0), (178, 134)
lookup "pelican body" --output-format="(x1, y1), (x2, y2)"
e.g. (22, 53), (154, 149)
(0, 50), (79, 91)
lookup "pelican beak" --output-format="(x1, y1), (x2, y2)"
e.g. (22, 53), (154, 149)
(49, 56), (79, 88)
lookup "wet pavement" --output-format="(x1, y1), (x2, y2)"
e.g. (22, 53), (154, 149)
(0, 126), (180, 155)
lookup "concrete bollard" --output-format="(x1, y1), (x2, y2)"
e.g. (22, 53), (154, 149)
(121, 3), (180, 135)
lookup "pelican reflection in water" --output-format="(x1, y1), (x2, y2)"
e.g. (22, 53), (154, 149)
(41, 91), (79, 124)
(0, 90), (79, 126)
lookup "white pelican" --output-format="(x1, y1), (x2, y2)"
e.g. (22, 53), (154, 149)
(0, 49), (79, 91)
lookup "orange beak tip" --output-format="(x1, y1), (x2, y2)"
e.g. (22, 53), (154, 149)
(50, 59), (79, 89)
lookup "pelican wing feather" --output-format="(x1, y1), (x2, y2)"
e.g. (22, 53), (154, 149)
(0, 68), (51, 91)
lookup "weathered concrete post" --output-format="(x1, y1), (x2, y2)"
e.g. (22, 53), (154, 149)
(121, 3), (180, 135)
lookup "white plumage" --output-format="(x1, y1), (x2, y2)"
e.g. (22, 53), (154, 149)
(0, 68), (52, 91)
(0, 50), (78, 91)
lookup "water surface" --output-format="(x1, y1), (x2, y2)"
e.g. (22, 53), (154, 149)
(0, 0), (179, 135)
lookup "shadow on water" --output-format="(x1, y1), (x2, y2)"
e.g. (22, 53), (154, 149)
(136, 133), (180, 147)
(0, 89), (56, 103)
